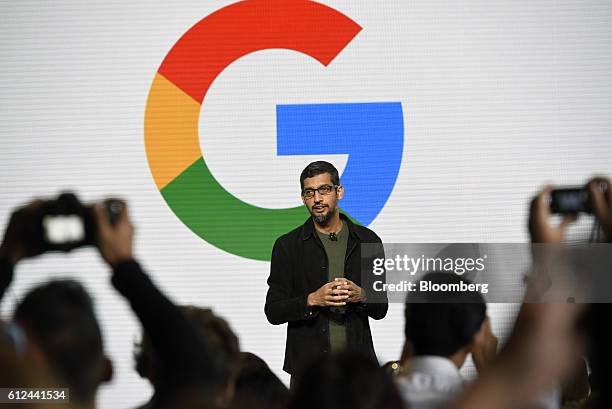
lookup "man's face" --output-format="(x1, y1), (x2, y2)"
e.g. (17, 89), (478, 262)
(301, 173), (343, 226)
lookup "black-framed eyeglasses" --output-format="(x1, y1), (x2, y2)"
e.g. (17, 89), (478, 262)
(302, 184), (339, 199)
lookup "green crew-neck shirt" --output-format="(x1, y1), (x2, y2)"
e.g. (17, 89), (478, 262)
(316, 221), (348, 353)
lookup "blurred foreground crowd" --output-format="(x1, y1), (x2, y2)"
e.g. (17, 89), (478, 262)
(1, 178), (611, 409)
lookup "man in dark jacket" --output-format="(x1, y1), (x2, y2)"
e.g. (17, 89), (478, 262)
(265, 161), (388, 385)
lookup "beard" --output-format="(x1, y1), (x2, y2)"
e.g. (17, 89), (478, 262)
(309, 204), (337, 226)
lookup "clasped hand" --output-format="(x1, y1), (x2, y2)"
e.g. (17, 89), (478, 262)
(307, 278), (365, 307)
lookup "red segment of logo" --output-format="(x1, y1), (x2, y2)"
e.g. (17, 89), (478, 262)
(158, 0), (362, 104)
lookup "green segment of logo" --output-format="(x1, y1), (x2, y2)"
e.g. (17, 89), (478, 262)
(161, 157), (333, 261)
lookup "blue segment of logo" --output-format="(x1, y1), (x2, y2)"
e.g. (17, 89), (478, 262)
(276, 102), (404, 225)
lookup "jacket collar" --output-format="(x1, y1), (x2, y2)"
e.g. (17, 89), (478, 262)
(301, 212), (361, 241)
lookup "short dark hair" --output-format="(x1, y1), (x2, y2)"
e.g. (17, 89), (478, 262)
(404, 272), (486, 357)
(299, 161), (340, 191)
(14, 280), (105, 403)
(290, 351), (404, 409)
(135, 306), (240, 387)
(230, 352), (289, 409)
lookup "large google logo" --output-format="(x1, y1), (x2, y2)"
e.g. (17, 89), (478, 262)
(145, 0), (404, 261)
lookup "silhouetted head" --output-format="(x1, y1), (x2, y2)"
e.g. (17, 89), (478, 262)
(290, 351), (404, 409)
(229, 352), (289, 409)
(14, 279), (111, 404)
(404, 272), (487, 358)
(135, 306), (240, 404)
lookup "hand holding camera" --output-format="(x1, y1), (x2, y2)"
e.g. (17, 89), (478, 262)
(529, 177), (610, 243)
(0, 200), (45, 264)
(93, 201), (134, 267)
(0, 192), (127, 266)
(588, 177), (612, 241)
(529, 186), (577, 244)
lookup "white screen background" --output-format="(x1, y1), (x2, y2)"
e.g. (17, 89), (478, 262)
(1, 1), (612, 407)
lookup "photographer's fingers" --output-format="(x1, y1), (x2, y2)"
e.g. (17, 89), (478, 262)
(93, 203), (113, 265)
(588, 178), (612, 241)
(93, 203), (111, 235)
(93, 202), (134, 266)
(589, 179), (610, 222)
(559, 213), (578, 229)
(529, 186), (576, 243)
(0, 200), (45, 264)
(115, 200), (130, 226)
(528, 187), (550, 242)
(535, 186), (551, 213)
(21, 200), (44, 212)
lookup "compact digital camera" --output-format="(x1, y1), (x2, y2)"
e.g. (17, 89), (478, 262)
(549, 180), (608, 214)
(33, 192), (123, 252)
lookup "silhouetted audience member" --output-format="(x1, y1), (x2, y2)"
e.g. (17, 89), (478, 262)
(0, 199), (226, 409)
(0, 320), (80, 409)
(584, 178), (612, 409)
(0, 202), (112, 409)
(447, 176), (609, 409)
(14, 280), (113, 406)
(93, 203), (226, 409)
(228, 352), (289, 409)
(289, 351), (404, 409)
(580, 178), (612, 409)
(1, 175), (609, 409)
(397, 272), (496, 409)
(529, 177), (612, 409)
(582, 304), (612, 409)
(448, 302), (582, 409)
(134, 306), (241, 409)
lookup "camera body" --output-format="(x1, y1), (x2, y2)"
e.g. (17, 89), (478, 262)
(37, 192), (123, 252)
(549, 181), (608, 214)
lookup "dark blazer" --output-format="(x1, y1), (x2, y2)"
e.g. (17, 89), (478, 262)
(264, 213), (388, 374)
